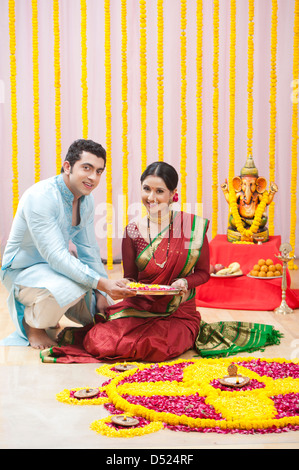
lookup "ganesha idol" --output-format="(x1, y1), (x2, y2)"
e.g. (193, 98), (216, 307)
(221, 155), (278, 243)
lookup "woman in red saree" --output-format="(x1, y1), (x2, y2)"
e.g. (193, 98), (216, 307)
(42, 162), (210, 363)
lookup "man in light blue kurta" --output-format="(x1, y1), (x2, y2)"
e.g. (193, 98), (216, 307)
(0, 139), (133, 348)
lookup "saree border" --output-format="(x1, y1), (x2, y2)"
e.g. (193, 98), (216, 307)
(108, 307), (172, 320)
(178, 216), (208, 278)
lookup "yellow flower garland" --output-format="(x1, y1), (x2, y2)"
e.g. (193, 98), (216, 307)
(157, 0), (164, 162)
(180, 0), (187, 207)
(289, 0), (299, 270)
(9, 0), (18, 216)
(268, 0), (278, 236)
(121, 0), (129, 230)
(228, 188), (269, 240)
(196, 0), (203, 215)
(53, 0), (61, 174)
(32, 0), (40, 183)
(212, 0), (219, 238)
(140, 0), (147, 175)
(247, 0), (254, 159)
(105, 0), (113, 270)
(81, 0), (88, 139)
(228, 0), (236, 185)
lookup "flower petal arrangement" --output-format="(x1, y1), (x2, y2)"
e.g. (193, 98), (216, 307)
(56, 357), (299, 438)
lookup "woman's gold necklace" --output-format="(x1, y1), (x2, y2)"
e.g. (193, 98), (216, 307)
(147, 211), (171, 223)
(147, 211), (173, 269)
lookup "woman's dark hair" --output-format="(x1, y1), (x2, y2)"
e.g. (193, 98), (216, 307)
(61, 139), (106, 173)
(140, 162), (178, 191)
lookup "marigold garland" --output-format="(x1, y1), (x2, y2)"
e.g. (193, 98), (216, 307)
(212, 0), (219, 238)
(105, 0), (113, 270)
(81, 0), (88, 139)
(121, 0), (129, 230)
(57, 357), (299, 438)
(247, 0), (254, 159)
(228, 187), (269, 239)
(9, 0), (18, 216)
(180, 0), (187, 207)
(289, 0), (299, 270)
(32, 0), (40, 183)
(228, 0), (236, 186)
(157, 0), (164, 162)
(196, 0), (203, 215)
(140, 0), (147, 175)
(53, 0), (61, 174)
(268, 0), (278, 236)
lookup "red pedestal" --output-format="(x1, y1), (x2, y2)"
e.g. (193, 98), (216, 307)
(195, 235), (299, 311)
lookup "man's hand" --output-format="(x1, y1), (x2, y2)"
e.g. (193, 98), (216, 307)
(96, 278), (136, 300)
(95, 291), (110, 314)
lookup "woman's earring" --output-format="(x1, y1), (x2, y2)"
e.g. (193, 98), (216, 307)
(172, 193), (179, 203)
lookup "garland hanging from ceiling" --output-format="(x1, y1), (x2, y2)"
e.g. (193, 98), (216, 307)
(32, 0), (40, 183)
(196, 0), (203, 216)
(211, 0), (219, 239)
(140, 0), (147, 175)
(81, 0), (88, 139)
(228, 0), (236, 186)
(105, 0), (113, 270)
(53, 0), (61, 174)
(180, 0), (187, 207)
(289, 0), (299, 270)
(267, 0), (278, 236)
(157, 0), (164, 162)
(9, 0), (18, 217)
(121, 0), (129, 230)
(247, 0), (254, 159)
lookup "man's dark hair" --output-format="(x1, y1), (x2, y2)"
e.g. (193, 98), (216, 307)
(61, 139), (106, 173)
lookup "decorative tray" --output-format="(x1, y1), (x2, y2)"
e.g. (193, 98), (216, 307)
(210, 272), (243, 278)
(127, 283), (180, 295)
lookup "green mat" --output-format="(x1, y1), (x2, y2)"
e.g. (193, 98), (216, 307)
(195, 321), (283, 358)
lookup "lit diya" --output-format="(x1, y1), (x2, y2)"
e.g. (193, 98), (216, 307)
(111, 415), (139, 427)
(218, 364), (250, 388)
(73, 387), (99, 399)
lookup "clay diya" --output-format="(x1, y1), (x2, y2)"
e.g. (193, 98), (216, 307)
(111, 415), (140, 427)
(114, 362), (138, 372)
(74, 388), (99, 399)
(218, 364), (250, 388)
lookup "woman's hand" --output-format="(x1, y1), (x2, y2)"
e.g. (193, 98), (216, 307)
(171, 278), (188, 295)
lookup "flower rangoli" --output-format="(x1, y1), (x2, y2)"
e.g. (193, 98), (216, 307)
(56, 357), (299, 437)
